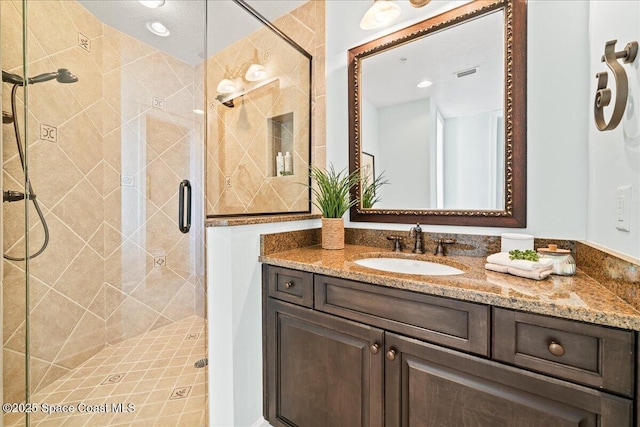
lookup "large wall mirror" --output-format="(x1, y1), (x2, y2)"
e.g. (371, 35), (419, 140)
(349, 0), (526, 227)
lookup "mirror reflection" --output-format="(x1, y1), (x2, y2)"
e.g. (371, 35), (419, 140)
(349, 0), (527, 227)
(360, 9), (505, 211)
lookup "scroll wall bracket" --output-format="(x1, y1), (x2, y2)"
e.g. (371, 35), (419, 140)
(594, 39), (638, 131)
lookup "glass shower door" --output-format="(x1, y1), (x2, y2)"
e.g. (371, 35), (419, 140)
(2, 1), (207, 425)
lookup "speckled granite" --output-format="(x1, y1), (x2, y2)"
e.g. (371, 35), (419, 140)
(259, 244), (640, 331)
(261, 228), (321, 255)
(206, 213), (321, 227)
(345, 228), (574, 257)
(576, 241), (640, 311)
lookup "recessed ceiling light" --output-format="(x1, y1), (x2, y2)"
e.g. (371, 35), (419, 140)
(139, 0), (165, 8)
(417, 80), (433, 88)
(146, 21), (170, 37)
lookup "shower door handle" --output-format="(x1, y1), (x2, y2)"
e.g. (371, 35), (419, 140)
(178, 180), (191, 233)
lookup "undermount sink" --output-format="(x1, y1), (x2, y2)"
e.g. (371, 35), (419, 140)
(353, 257), (464, 276)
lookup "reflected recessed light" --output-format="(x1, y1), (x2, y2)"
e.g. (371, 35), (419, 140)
(146, 21), (170, 37)
(139, 0), (165, 8)
(193, 109), (205, 115)
(417, 80), (433, 88)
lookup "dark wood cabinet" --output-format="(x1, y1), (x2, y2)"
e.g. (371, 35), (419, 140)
(266, 298), (384, 427)
(385, 332), (632, 427)
(263, 265), (636, 427)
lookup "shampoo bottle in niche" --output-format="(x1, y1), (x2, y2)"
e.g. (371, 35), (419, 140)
(284, 151), (292, 175)
(276, 152), (284, 176)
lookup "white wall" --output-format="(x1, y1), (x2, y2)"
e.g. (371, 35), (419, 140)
(377, 98), (433, 209)
(208, 219), (320, 427)
(444, 110), (500, 210)
(587, 1), (640, 259)
(327, 0), (590, 239)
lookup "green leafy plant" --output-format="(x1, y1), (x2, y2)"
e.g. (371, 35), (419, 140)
(360, 170), (389, 209)
(508, 249), (540, 262)
(309, 164), (360, 218)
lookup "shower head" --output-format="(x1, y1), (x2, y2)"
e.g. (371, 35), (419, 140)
(29, 68), (78, 84)
(2, 68), (78, 85)
(2, 70), (24, 85)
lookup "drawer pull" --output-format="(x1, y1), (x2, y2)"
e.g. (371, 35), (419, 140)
(370, 343), (380, 355)
(386, 348), (398, 361)
(284, 281), (294, 289)
(548, 341), (565, 357)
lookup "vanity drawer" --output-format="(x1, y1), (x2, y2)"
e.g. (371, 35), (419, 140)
(492, 308), (635, 397)
(266, 265), (313, 308)
(314, 274), (489, 356)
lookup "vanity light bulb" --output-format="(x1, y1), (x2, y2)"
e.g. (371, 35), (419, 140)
(360, 0), (401, 30)
(245, 64), (267, 82)
(217, 79), (238, 94)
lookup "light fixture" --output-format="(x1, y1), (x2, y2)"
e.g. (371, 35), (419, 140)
(245, 64), (267, 82)
(146, 21), (170, 37)
(417, 80), (433, 88)
(216, 79), (239, 94)
(139, 0), (165, 8)
(360, 0), (401, 30)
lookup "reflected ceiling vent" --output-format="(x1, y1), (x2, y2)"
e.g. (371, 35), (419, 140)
(455, 67), (478, 78)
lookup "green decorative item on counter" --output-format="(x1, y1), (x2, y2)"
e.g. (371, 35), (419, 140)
(309, 164), (359, 218)
(508, 249), (540, 262)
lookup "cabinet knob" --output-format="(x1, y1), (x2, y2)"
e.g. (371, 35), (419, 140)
(548, 341), (565, 357)
(284, 281), (294, 289)
(370, 343), (380, 354)
(386, 348), (397, 361)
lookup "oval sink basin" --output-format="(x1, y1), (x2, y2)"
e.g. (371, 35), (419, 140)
(354, 257), (464, 276)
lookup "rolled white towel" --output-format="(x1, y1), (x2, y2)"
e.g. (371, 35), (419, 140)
(486, 252), (554, 271)
(486, 252), (511, 267)
(485, 263), (509, 273)
(510, 258), (554, 271)
(507, 266), (553, 280)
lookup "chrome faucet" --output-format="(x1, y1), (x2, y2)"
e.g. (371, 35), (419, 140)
(409, 224), (424, 254)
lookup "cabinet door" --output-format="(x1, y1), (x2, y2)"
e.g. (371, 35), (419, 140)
(385, 333), (632, 427)
(266, 299), (384, 427)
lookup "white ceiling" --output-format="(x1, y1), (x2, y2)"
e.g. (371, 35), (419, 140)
(362, 9), (504, 117)
(78, 0), (306, 65)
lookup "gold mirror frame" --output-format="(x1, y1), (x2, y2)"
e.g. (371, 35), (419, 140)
(348, 0), (527, 227)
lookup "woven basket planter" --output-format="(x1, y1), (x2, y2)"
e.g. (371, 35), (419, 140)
(321, 218), (344, 250)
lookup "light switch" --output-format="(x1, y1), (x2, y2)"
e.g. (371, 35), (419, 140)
(616, 185), (632, 232)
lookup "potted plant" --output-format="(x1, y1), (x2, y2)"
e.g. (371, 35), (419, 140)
(361, 171), (389, 209)
(309, 164), (359, 249)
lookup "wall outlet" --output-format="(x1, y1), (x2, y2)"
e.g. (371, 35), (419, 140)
(616, 185), (632, 232)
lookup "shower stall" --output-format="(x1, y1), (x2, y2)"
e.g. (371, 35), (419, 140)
(1, 0), (207, 425)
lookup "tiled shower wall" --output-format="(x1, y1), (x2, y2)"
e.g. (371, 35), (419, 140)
(1, 0), (204, 403)
(206, 0), (326, 216)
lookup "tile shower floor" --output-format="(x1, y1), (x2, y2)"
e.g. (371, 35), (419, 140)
(4, 316), (207, 427)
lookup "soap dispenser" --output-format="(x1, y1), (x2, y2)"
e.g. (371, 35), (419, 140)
(284, 151), (292, 175)
(276, 152), (284, 176)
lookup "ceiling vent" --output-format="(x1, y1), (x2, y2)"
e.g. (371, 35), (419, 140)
(456, 67), (478, 78)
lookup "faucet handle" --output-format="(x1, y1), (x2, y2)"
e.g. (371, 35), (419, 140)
(434, 238), (456, 256)
(386, 235), (403, 252)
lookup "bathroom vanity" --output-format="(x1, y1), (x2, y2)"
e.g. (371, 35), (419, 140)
(260, 245), (639, 427)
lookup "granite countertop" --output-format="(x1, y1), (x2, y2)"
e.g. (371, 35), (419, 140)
(259, 244), (640, 331)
